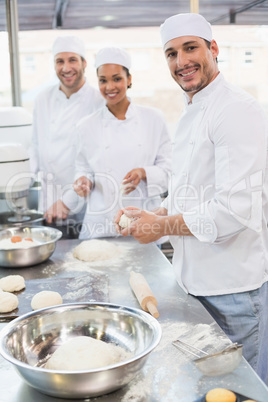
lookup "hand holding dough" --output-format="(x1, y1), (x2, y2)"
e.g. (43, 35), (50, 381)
(119, 213), (133, 229)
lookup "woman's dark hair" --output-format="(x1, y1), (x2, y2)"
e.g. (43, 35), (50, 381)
(123, 66), (130, 77)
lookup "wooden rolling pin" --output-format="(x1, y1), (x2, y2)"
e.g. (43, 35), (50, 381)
(129, 271), (159, 318)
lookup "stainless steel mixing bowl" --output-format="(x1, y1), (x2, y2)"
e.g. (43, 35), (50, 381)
(0, 303), (161, 399)
(0, 226), (62, 267)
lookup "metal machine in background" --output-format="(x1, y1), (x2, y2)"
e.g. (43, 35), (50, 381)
(0, 107), (43, 229)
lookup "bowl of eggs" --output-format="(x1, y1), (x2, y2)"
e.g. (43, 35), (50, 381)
(0, 226), (62, 267)
(0, 302), (162, 399)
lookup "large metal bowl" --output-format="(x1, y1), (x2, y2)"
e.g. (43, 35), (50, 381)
(0, 226), (62, 267)
(0, 303), (161, 399)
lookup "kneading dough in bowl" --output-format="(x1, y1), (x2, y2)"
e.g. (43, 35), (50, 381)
(119, 213), (133, 229)
(73, 239), (120, 262)
(31, 290), (63, 310)
(206, 388), (236, 402)
(45, 336), (130, 371)
(0, 274), (25, 292)
(0, 291), (19, 313)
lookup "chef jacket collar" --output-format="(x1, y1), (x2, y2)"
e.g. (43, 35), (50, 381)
(103, 98), (136, 121)
(184, 72), (223, 106)
(56, 79), (88, 100)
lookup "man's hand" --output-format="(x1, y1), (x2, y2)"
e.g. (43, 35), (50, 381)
(151, 207), (168, 217)
(115, 206), (192, 243)
(44, 200), (70, 224)
(73, 176), (92, 197)
(114, 206), (139, 234)
(121, 168), (146, 195)
(121, 208), (165, 244)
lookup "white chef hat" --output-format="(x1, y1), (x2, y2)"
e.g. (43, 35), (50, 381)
(95, 47), (131, 70)
(52, 36), (86, 59)
(160, 13), (212, 47)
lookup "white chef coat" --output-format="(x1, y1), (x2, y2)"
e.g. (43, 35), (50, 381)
(64, 102), (172, 239)
(30, 80), (104, 218)
(163, 73), (268, 296)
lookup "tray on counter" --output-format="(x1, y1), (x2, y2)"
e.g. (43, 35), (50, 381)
(0, 271), (109, 321)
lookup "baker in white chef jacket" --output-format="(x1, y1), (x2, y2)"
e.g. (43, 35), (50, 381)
(116, 14), (268, 384)
(59, 46), (171, 239)
(30, 36), (104, 236)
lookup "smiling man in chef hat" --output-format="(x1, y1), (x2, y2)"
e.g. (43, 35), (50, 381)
(30, 35), (104, 238)
(160, 13), (219, 100)
(117, 13), (268, 386)
(52, 35), (87, 98)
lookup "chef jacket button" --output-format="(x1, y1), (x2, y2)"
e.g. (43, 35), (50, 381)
(189, 140), (194, 145)
(179, 203), (184, 209)
(182, 171), (187, 177)
(201, 105), (205, 110)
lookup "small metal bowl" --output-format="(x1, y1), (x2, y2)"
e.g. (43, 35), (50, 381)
(194, 344), (243, 376)
(0, 226), (62, 267)
(0, 303), (161, 399)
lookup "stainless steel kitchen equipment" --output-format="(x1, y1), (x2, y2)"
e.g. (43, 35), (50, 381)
(0, 238), (266, 401)
(0, 226), (62, 267)
(0, 302), (162, 399)
(173, 338), (243, 376)
(0, 107), (43, 228)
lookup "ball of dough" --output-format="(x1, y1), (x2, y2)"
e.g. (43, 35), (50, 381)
(73, 239), (120, 262)
(120, 181), (132, 194)
(119, 214), (133, 229)
(45, 336), (124, 371)
(0, 275), (25, 292)
(206, 388), (236, 402)
(0, 291), (19, 313)
(31, 291), (62, 310)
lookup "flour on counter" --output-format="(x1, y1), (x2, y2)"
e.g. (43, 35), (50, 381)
(119, 321), (232, 402)
(121, 377), (150, 402)
(158, 321), (231, 357)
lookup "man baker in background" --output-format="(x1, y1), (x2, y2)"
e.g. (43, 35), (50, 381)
(30, 35), (104, 237)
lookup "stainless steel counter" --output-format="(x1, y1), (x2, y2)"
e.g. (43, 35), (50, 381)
(0, 237), (268, 402)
